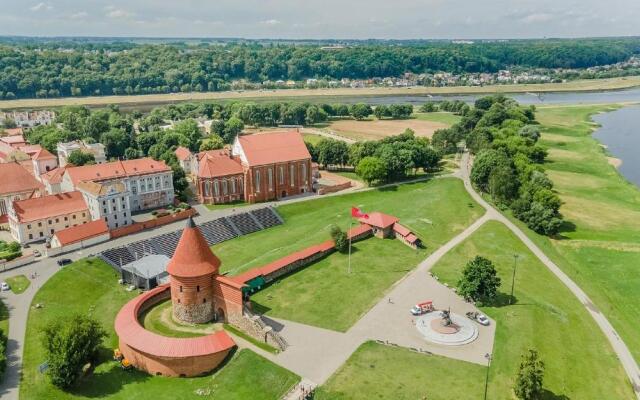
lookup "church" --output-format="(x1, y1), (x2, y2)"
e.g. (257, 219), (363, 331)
(187, 131), (313, 205)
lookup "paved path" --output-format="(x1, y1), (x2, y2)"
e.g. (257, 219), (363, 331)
(456, 152), (640, 399)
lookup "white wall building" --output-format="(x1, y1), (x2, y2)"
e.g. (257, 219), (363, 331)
(57, 140), (107, 167)
(77, 180), (132, 230)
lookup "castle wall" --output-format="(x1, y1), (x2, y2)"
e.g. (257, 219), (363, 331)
(170, 274), (215, 323)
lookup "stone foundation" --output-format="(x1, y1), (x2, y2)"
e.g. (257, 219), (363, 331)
(173, 301), (215, 324)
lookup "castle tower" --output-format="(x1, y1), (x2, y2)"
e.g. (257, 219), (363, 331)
(167, 217), (221, 324)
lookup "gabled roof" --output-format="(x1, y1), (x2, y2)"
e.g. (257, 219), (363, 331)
(54, 219), (109, 246)
(12, 191), (87, 222)
(33, 147), (56, 160)
(64, 158), (171, 186)
(0, 135), (26, 147)
(77, 180), (126, 197)
(41, 167), (66, 185)
(393, 223), (412, 237)
(0, 162), (42, 196)
(197, 150), (243, 178)
(166, 217), (221, 278)
(359, 212), (399, 229)
(3, 128), (24, 136)
(237, 131), (311, 166)
(175, 146), (192, 161)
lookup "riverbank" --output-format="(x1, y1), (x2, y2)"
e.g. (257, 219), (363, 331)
(520, 105), (640, 368)
(2, 76), (640, 110)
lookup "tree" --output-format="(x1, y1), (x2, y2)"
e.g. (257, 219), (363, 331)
(514, 349), (545, 400)
(100, 129), (129, 159)
(1, 118), (17, 129)
(199, 135), (225, 151)
(173, 119), (203, 151)
(489, 165), (519, 205)
(41, 314), (106, 389)
(457, 256), (501, 303)
(519, 125), (541, 143)
(66, 150), (96, 166)
(419, 102), (438, 112)
(330, 225), (348, 253)
(470, 149), (512, 192)
(355, 156), (387, 185)
(350, 103), (373, 120)
(124, 147), (139, 160)
(223, 117), (244, 143)
(305, 105), (328, 125)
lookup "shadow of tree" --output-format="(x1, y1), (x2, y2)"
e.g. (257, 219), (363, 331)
(541, 388), (571, 400)
(556, 220), (577, 239)
(69, 359), (152, 398)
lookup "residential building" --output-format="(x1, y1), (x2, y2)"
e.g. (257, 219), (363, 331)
(0, 162), (44, 220)
(60, 158), (174, 212)
(50, 219), (110, 250)
(174, 146), (194, 173)
(0, 110), (55, 128)
(194, 131), (312, 204)
(57, 140), (107, 167)
(31, 147), (58, 177)
(40, 167), (66, 194)
(8, 191), (90, 244)
(77, 180), (132, 230)
(0, 135), (26, 148)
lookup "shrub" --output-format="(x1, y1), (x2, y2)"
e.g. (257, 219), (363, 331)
(457, 256), (501, 304)
(329, 225), (349, 253)
(514, 349), (545, 400)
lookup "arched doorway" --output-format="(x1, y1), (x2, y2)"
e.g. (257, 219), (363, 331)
(217, 308), (225, 323)
(281, 190), (287, 198)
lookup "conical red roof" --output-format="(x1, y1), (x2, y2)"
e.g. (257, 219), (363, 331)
(167, 217), (221, 278)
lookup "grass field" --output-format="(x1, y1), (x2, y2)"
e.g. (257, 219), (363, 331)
(523, 105), (640, 364)
(216, 178), (483, 278)
(414, 111), (462, 125)
(327, 117), (448, 140)
(20, 259), (299, 400)
(316, 341), (486, 400)
(302, 132), (325, 145)
(204, 200), (247, 211)
(5, 274), (30, 294)
(0, 298), (7, 337)
(430, 221), (633, 399)
(2, 76), (640, 110)
(140, 299), (220, 338)
(251, 238), (425, 331)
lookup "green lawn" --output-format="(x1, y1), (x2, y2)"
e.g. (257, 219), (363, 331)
(20, 259), (299, 400)
(251, 238), (425, 331)
(204, 200), (247, 211)
(140, 299), (220, 339)
(430, 221), (633, 399)
(414, 111), (462, 125)
(302, 132), (325, 145)
(5, 274), (30, 294)
(216, 178), (483, 277)
(0, 299), (7, 336)
(316, 341), (486, 400)
(519, 105), (640, 365)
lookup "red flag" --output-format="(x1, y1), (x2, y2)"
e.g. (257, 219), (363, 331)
(351, 207), (369, 219)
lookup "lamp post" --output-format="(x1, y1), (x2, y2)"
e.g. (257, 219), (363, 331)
(510, 254), (519, 305)
(484, 352), (492, 400)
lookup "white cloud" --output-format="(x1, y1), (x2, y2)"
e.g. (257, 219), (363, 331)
(261, 19), (281, 26)
(69, 11), (88, 20)
(104, 5), (134, 19)
(30, 2), (52, 12)
(520, 13), (556, 24)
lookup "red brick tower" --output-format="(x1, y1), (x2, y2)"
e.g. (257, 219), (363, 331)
(167, 217), (220, 324)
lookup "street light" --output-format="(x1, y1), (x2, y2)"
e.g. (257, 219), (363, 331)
(510, 254), (519, 305)
(484, 353), (492, 400)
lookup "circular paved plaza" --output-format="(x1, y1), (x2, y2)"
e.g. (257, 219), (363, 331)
(415, 311), (478, 346)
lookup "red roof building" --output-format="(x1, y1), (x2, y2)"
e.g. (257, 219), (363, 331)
(51, 219), (109, 248)
(63, 158), (171, 187)
(235, 131), (311, 167)
(0, 162), (44, 216)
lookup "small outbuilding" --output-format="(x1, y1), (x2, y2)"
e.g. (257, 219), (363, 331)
(121, 254), (170, 290)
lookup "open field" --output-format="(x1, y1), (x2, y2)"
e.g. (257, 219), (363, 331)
(140, 299), (221, 338)
(414, 111), (463, 125)
(524, 105), (640, 364)
(215, 178), (483, 278)
(5, 275), (30, 294)
(327, 117), (448, 140)
(2, 76), (640, 110)
(251, 238), (425, 332)
(316, 341), (486, 400)
(20, 259), (299, 400)
(430, 221), (633, 399)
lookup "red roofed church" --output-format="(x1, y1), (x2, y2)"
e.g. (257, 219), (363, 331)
(192, 131), (312, 204)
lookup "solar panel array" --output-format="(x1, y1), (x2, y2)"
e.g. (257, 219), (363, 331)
(99, 207), (283, 270)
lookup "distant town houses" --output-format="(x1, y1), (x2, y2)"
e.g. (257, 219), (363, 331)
(57, 140), (107, 167)
(177, 131), (313, 205)
(0, 110), (55, 128)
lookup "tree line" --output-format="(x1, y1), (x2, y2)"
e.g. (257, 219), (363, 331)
(1, 37), (639, 99)
(427, 94), (563, 236)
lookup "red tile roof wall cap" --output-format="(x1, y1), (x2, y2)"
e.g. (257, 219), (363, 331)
(54, 219), (109, 246)
(392, 223), (412, 237)
(166, 217), (221, 278)
(238, 131), (311, 166)
(405, 234), (419, 244)
(358, 212), (399, 229)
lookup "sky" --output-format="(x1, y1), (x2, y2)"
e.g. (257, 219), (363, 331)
(0, 0), (638, 39)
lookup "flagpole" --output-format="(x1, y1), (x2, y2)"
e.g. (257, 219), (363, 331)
(348, 217), (353, 274)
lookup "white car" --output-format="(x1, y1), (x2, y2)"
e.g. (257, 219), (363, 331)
(476, 313), (490, 326)
(1, 282), (10, 291)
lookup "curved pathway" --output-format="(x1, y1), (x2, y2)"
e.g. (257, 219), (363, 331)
(457, 152), (640, 398)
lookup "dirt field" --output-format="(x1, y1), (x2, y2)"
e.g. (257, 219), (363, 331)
(328, 118), (448, 140)
(1, 76), (640, 110)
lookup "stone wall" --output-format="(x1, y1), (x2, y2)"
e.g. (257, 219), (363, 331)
(170, 274), (215, 324)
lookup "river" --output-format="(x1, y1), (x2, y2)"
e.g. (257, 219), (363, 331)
(592, 105), (640, 187)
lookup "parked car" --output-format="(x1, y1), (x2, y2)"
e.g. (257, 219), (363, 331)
(57, 258), (72, 267)
(466, 311), (490, 326)
(1, 282), (10, 291)
(33, 250), (41, 257)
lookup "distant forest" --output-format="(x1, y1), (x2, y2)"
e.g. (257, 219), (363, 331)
(1, 37), (639, 99)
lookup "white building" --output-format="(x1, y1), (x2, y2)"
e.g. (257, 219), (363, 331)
(0, 110), (55, 128)
(77, 180), (132, 230)
(57, 140), (107, 167)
